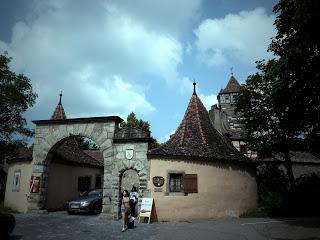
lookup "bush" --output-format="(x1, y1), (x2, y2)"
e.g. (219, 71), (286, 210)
(291, 173), (320, 216)
(0, 201), (18, 214)
(256, 165), (320, 217)
(256, 164), (290, 216)
(241, 207), (268, 218)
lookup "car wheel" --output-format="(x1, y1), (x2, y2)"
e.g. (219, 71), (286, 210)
(92, 204), (101, 215)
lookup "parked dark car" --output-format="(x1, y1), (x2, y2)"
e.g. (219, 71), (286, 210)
(65, 188), (103, 214)
(0, 213), (15, 239)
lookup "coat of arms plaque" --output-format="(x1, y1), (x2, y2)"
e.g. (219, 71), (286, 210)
(153, 176), (165, 187)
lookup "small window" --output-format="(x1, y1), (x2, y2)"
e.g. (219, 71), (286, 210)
(169, 174), (182, 192)
(13, 170), (21, 192)
(78, 176), (91, 192)
(168, 173), (198, 194)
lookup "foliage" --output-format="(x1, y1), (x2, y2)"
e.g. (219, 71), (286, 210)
(120, 112), (159, 149)
(269, 0), (320, 158)
(120, 112), (150, 132)
(235, 0), (320, 188)
(75, 136), (100, 150)
(0, 201), (19, 214)
(254, 165), (320, 217)
(240, 207), (268, 218)
(256, 165), (290, 216)
(0, 53), (37, 164)
(150, 138), (160, 150)
(292, 173), (320, 215)
(235, 60), (281, 156)
(235, 59), (296, 187)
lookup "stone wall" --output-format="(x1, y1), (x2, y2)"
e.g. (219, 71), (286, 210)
(102, 142), (150, 219)
(26, 118), (150, 218)
(28, 121), (115, 213)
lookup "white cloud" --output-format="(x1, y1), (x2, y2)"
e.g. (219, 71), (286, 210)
(110, 0), (202, 37)
(194, 7), (276, 67)
(0, 0), (200, 120)
(199, 94), (217, 110)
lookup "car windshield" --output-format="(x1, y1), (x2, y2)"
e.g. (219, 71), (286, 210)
(82, 189), (102, 197)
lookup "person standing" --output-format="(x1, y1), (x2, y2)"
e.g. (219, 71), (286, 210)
(121, 190), (130, 232)
(129, 186), (138, 217)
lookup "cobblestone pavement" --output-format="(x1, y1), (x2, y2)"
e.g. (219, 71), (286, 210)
(9, 212), (320, 240)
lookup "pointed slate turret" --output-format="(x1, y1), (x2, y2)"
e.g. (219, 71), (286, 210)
(149, 82), (248, 162)
(51, 93), (67, 120)
(219, 75), (240, 94)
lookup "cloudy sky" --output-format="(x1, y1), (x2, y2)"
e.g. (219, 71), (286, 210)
(0, 0), (277, 143)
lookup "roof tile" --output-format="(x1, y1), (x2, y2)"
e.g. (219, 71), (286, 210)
(148, 91), (248, 162)
(219, 76), (241, 94)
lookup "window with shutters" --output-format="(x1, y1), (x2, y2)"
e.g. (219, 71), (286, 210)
(169, 173), (182, 192)
(183, 174), (198, 193)
(167, 172), (198, 195)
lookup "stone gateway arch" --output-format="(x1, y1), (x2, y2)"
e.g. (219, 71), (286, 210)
(28, 116), (151, 219)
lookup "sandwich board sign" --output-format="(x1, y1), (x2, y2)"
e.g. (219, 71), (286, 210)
(138, 197), (153, 224)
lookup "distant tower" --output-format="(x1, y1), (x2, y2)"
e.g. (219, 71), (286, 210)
(209, 75), (255, 158)
(51, 92), (67, 120)
(217, 75), (240, 109)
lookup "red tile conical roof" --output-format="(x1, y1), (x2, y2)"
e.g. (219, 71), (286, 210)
(148, 85), (248, 162)
(219, 76), (240, 94)
(51, 93), (67, 120)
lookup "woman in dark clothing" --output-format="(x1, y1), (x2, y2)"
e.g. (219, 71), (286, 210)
(129, 186), (138, 217)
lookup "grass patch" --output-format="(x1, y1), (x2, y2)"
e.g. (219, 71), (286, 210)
(0, 201), (19, 214)
(240, 207), (268, 218)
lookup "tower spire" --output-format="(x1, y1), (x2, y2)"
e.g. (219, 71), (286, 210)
(51, 91), (67, 120)
(193, 79), (197, 96)
(59, 91), (62, 105)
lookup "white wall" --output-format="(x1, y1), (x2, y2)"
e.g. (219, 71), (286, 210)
(4, 162), (32, 213)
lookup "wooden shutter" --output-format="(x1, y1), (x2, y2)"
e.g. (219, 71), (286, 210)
(183, 174), (198, 193)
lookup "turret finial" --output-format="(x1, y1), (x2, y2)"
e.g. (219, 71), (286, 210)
(230, 67), (233, 77)
(193, 79), (197, 96)
(59, 91), (62, 105)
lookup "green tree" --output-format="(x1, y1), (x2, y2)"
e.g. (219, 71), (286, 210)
(235, 59), (296, 188)
(120, 112), (150, 132)
(269, 0), (320, 156)
(236, 0), (320, 188)
(0, 53), (37, 163)
(75, 136), (99, 150)
(120, 112), (159, 149)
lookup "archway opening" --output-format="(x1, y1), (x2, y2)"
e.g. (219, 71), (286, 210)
(44, 135), (104, 212)
(118, 169), (139, 218)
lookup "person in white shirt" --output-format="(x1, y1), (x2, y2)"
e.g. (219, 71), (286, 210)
(129, 186), (138, 217)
